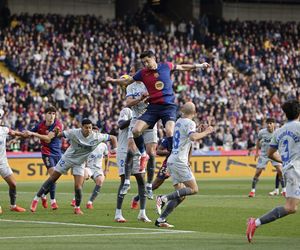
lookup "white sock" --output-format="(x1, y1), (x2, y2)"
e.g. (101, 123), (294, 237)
(139, 209), (146, 217)
(41, 194), (46, 198)
(75, 206), (80, 209)
(115, 209), (122, 217)
(275, 189), (279, 193)
(51, 199), (56, 204)
(251, 189), (255, 193)
(146, 183), (152, 188)
(282, 187), (286, 192)
(141, 152), (147, 157)
(255, 218), (261, 227)
(34, 196), (39, 201)
(157, 217), (165, 223)
(161, 195), (168, 203)
(87, 201), (92, 204)
(124, 179), (130, 185)
(10, 204), (16, 208)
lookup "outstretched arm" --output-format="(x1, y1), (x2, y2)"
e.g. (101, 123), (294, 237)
(106, 76), (135, 87)
(175, 62), (210, 71)
(267, 147), (282, 164)
(189, 126), (214, 142)
(126, 92), (149, 108)
(24, 131), (56, 143)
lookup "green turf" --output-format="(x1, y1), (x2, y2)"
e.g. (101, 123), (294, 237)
(0, 178), (299, 250)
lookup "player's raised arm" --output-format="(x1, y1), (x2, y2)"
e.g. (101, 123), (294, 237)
(175, 62), (210, 71)
(189, 126), (214, 141)
(108, 135), (117, 154)
(106, 75), (134, 87)
(25, 131), (56, 143)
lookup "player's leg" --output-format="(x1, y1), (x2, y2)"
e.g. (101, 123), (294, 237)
(246, 168), (300, 242)
(164, 120), (175, 151)
(161, 104), (177, 151)
(155, 183), (185, 228)
(30, 170), (62, 212)
(115, 174), (127, 222)
(134, 173), (151, 222)
(87, 174), (105, 209)
(73, 174), (85, 215)
(275, 164), (286, 196)
(132, 119), (149, 155)
(249, 166), (263, 197)
(4, 173), (26, 212)
(152, 158), (170, 191)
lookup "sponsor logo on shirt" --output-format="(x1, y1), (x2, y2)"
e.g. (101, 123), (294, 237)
(155, 81), (164, 90)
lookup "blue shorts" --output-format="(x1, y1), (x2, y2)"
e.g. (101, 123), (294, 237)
(42, 155), (61, 170)
(139, 104), (177, 128)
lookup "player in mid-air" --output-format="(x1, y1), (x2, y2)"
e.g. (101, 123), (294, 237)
(247, 99), (300, 243)
(85, 125), (109, 209)
(107, 50), (210, 194)
(30, 118), (117, 215)
(120, 62), (158, 199)
(155, 102), (214, 227)
(114, 107), (151, 223)
(27, 106), (63, 210)
(131, 137), (170, 209)
(248, 118), (286, 198)
(0, 109), (26, 213)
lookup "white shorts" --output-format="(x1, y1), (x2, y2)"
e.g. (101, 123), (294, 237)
(257, 156), (281, 169)
(86, 164), (104, 179)
(128, 119), (158, 144)
(167, 162), (195, 186)
(116, 152), (145, 176)
(0, 162), (13, 178)
(284, 167), (300, 199)
(55, 158), (85, 176)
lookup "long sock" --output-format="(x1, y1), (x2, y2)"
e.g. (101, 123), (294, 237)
(9, 188), (16, 206)
(117, 177), (125, 209)
(160, 198), (183, 220)
(135, 174), (146, 210)
(275, 174), (280, 189)
(133, 194), (140, 202)
(37, 178), (55, 197)
(166, 136), (173, 151)
(147, 154), (155, 183)
(251, 177), (259, 189)
(259, 206), (289, 225)
(49, 183), (56, 200)
(89, 185), (101, 202)
(124, 151), (134, 180)
(75, 188), (82, 207)
(165, 187), (193, 201)
(133, 135), (145, 154)
(279, 176), (285, 188)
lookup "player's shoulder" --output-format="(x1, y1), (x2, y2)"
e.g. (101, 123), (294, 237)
(0, 125), (9, 133)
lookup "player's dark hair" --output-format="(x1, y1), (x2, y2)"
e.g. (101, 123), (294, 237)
(281, 99), (300, 120)
(81, 118), (92, 126)
(45, 106), (56, 113)
(140, 50), (155, 59)
(266, 118), (275, 123)
(92, 125), (99, 130)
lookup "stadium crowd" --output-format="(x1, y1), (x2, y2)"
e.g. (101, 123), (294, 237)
(0, 12), (299, 152)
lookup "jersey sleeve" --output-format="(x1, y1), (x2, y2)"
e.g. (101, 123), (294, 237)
(133, 69), (143, 82)
(3, 126), (10, 135)
(166, 62), (175, 70)
(118, 108), (132, 122)
(30, 123), (40, 132)
(103, 144), (109, 156)
(55, 120), (63, 132)
(62, 129), (74, 140)
(125, 84), (133, 98)
(257, 130), (263, 141)
(187, 121), (196, 136)
(96, 133), (110, 142)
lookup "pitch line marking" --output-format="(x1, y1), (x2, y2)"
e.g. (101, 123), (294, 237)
(0, 219), (195, 233)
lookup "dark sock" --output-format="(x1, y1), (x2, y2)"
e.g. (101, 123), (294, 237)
(89, 185), (101, 202)
(166, 136), (173, 151)
(124, 151), (134, 180)
(37, 178), (54, 197)
(275, 174), (280, 189)
(280, 177), (285, 188)
(147, 154), (156, 183)
(133, 135), (145, 154)
(9, 188), (16, 206)
(133, 194), (140, 202)
(75, 188), (82, 207)
(259, 206), (289, 225)
(49, 183), (56, 200)
(252, 177), (259, 189)
(161, 198), (183, 219)
(166, 187), (193, 200)
(117, 177), (125, 209)
(135, 174), (146, 209)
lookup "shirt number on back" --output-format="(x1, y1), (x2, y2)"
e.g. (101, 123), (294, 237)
(281, 139), (289, 162)
(173, 130), (180, 149)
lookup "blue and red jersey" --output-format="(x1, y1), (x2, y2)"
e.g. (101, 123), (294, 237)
(133, 62), (175, 105)
(31, 120), (63, 157)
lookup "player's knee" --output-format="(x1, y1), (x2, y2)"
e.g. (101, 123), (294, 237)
(165, 128), (173, 137)
(285, 204), (298, 214)
(9, 182), (16, 190)
(191, 186), (199, 194)
(132, 128), (142, 138)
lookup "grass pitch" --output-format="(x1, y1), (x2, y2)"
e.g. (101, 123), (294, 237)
(0, 178), (299, 250)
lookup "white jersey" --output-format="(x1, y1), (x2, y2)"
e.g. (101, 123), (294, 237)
(258, 128), (273, 157)
(0, 126), (9, 164)
(86, 142), (108, 169)
(62, 128), (110, 165)
(117, 108), (133, 154)
(126, 82), (148, 118)
(168, 118), (196, 165)
(270, 120), (300, 171)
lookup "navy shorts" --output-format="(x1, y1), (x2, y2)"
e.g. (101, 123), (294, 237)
(139, 104), (177, 128)
(42, 155), (61, 170)
(156, 158), (170, 180)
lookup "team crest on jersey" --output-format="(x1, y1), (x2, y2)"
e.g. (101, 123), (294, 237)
(155, 81), (164, 90)
(154, 72), (159, 78)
